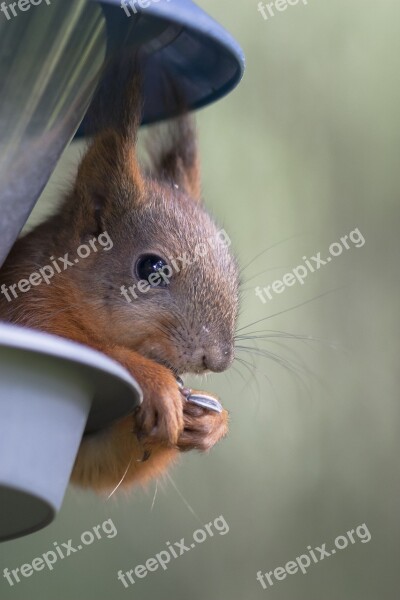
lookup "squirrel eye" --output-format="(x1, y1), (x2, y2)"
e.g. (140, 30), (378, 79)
(135, 254), (169, 287)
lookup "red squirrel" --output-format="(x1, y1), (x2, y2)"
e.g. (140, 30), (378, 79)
(0, 65), (240, 493)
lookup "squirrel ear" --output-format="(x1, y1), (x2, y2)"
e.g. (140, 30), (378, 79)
(74, 130), (145, 230)
(147, 115), (202, 201)
(74, 57), (145, 229)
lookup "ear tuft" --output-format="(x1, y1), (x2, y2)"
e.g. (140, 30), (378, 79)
(72, 56), (145, 229)
(146, 114), (202, 201)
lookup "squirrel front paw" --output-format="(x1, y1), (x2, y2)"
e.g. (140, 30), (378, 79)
(177, 402), (229, 452)
(134, 369), (184, 446)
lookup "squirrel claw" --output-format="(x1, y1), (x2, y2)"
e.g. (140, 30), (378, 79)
(177, 402), (229, 453)
(137, 449), (151, 463)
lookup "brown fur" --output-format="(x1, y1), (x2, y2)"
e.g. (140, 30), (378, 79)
(0, 71), (239, 494)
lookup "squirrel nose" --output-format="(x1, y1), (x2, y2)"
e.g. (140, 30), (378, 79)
(201, 345), (234, 373)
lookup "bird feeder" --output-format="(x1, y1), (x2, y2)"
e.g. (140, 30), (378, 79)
(0, 0), (245, 541)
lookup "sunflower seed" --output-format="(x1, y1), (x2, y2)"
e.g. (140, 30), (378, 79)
(186, 392), (223, 414)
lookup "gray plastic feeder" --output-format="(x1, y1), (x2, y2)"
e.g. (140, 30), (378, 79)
(0, 324), (142, 542)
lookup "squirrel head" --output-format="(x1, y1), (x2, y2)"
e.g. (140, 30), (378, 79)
(67, 113), (240, 376)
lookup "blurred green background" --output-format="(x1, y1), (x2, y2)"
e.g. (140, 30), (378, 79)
(1, 0), (399, 598)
